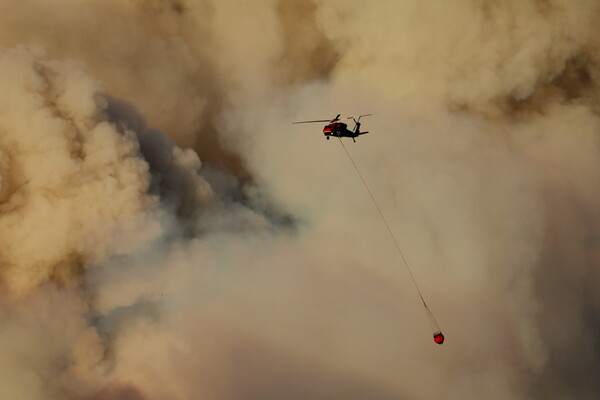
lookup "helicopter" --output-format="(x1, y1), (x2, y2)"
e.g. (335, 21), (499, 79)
(292, 114), (372, 142)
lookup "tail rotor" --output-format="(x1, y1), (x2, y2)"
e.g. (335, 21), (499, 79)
(354, 120), (361, 134)
(347, 114), (372, 133)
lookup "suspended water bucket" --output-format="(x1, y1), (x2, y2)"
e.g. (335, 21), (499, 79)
(433, 331), (445, 345)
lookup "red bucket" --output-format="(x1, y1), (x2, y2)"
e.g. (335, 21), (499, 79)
(433, 332), (445, 345)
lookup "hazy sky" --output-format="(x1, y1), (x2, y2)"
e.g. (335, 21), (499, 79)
(0, 1), (599, 399)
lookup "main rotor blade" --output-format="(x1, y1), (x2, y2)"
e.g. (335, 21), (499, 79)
(291, 120), (330, 124)
(346, 113), (373, 119)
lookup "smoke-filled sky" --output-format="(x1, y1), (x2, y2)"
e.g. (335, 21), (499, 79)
(1, 1), (600, 399)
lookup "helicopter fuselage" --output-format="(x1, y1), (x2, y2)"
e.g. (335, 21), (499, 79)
(323, 122), (367, 141)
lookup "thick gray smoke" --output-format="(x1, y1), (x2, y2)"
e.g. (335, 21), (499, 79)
(1, 1), (600, 399)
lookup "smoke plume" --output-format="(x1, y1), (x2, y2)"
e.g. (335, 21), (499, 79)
(1, 1), (599, 399)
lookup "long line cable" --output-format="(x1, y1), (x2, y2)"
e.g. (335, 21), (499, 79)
(337, 138), (442, 334)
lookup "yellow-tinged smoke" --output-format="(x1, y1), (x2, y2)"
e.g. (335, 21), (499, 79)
(0, 1), (600, 400)
(0, 47), (158, 295)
